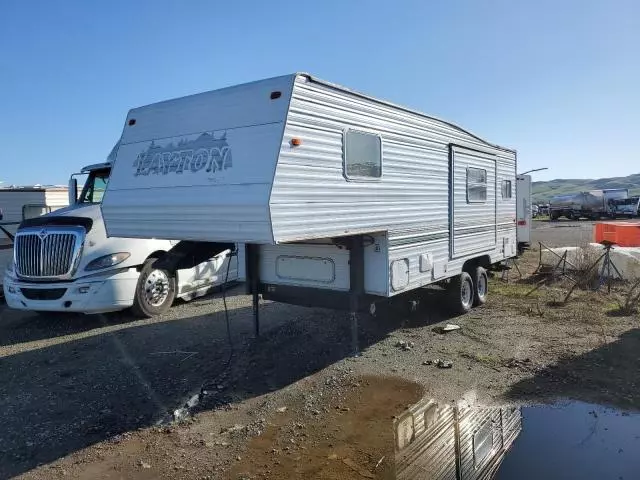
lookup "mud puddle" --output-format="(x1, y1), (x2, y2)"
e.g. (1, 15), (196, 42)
(233, 376), (639, 479)
(231, 375), (423, 479)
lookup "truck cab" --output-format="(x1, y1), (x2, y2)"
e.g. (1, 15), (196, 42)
(3, 158), (240, 317)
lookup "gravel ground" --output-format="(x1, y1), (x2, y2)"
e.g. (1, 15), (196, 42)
(2, 222), (639, 479)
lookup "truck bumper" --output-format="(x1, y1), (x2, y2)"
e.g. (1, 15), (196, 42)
(2, 268), (139, 314)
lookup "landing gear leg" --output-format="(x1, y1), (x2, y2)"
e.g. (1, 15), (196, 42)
(252, 290), (260, 338)
(350, 311), (359, 357)
(247, 244), (261, 338)
(349, 236), (364, 357)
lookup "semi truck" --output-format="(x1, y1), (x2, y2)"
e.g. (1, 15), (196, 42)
(3, 148), (241, 317)
(549, 188), (628, 220)
(610, 196), (640, 218)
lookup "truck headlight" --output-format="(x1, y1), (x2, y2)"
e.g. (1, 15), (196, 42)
(85, 252), (131, 271)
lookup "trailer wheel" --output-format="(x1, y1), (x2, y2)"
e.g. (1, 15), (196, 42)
(131, 258), (176, 318)
(446, 272), (474, 315)
(473, 267), (488, 306)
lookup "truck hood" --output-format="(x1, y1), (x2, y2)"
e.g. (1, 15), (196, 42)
(45, 203), (104, 222)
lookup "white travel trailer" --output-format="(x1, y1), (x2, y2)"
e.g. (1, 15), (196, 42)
(101, 73), (517, 324)
(3, 155), (241, 316)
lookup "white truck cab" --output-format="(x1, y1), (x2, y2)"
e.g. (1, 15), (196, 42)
(3, 157), (241, 316)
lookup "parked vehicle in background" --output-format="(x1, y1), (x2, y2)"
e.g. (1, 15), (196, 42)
(537, 204), (549, 216)
(0, 186), (69, 284)
(610, 196), (640, 218)
(549, 188), (628, 220)
(3, 146), (242, 317)
(531, 204), (539, 218)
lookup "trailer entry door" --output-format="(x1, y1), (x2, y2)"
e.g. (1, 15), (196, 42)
(450, 146), (497, 259)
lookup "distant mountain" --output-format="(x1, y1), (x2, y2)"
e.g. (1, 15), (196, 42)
(532, 173), (640, 203)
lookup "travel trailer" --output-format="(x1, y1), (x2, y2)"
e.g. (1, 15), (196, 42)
(3, 150), (241, 317)
(101, 73), (518, 322)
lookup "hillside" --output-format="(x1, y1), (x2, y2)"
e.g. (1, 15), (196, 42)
(532, 173), (640, 203)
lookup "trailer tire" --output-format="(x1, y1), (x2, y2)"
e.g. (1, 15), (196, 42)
(472, 267), (488, 306)
(446, 272), (474, 315)
(131, 258), (176, 318)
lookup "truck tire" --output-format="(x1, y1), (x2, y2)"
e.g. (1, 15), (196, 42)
(472, 266), (488, 306)
(446, 272), (474, 315)
(131, 258), (176, 318)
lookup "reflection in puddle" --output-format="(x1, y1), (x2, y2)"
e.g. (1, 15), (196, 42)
(396, 394), (640, 480)
(395, 393), (522, 479)
(233, 377), (639, 479)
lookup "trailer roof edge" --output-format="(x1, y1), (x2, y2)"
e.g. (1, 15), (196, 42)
(296, 72), (515, 155)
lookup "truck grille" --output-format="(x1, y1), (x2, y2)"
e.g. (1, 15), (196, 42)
(14, 227), (85, 280)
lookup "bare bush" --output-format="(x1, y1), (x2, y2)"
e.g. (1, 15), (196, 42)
(572, 244), (602, 289)
(617, 279), (640, 314)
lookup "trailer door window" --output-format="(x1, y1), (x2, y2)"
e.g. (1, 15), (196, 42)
(467, 167), (487, 202)
(501, 180), (512, 199)
(344, 130), (382, 180)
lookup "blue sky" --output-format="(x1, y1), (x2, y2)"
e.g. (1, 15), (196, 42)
(1, 0), (638, 185)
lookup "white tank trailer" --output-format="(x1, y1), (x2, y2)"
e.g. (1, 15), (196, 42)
(549, 188), (628, 220)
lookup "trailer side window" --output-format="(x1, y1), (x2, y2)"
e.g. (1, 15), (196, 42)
(467, 168), (487, 203)
(501, 180), (512, 199)
(344, 130), (382, 180)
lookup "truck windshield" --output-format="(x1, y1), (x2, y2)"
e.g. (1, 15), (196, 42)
(79, 169), (110, 204)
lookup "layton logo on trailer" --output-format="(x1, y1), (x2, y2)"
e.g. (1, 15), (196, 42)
(133, 131), (232, 176)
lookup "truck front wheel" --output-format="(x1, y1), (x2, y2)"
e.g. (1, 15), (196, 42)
(131, 258), (176, 318)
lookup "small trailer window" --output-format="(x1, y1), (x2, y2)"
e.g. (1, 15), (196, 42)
(467, 167), (487, 202)
(501, 180), (512, 199)
(344, 130), (382, 180)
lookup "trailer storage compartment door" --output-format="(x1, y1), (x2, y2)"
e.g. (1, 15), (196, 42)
(450, 146), (497, 258)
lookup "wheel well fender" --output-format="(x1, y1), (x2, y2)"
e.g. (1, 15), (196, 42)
(462, 255), (491, 273)
(136, 250), (178, 281)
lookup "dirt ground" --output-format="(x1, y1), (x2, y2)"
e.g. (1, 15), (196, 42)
(1, 221), (639, 479)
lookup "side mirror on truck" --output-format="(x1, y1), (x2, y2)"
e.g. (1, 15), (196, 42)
(68, 177), (78, 205)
